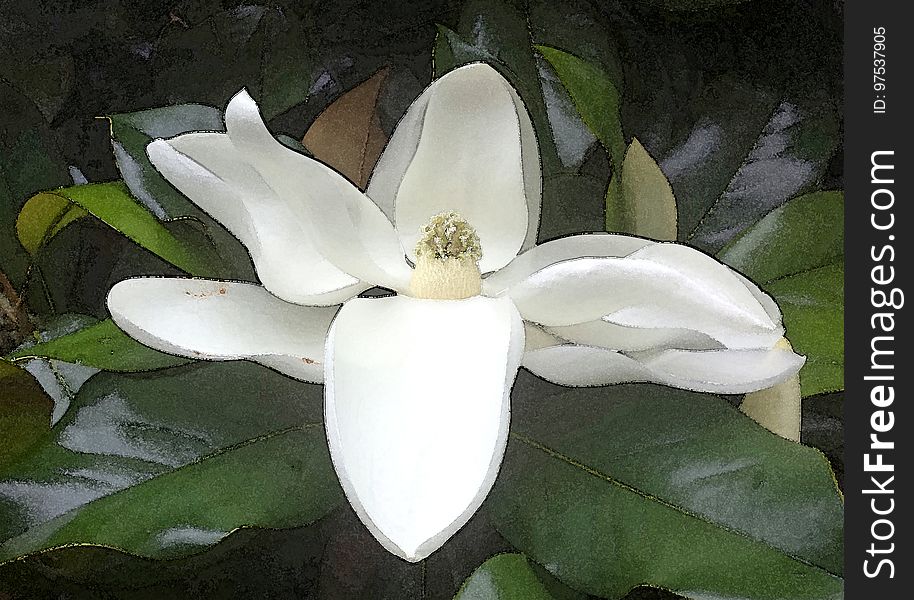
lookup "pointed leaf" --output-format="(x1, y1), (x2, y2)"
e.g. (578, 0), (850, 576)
(0, 362), (340, 562)
(718, 191), (843, 284)
(536, 45), (625, 171)
(6, 319), (190, 372)
(455, 554), (556, 600)
(616, 138), (678, 239)
(766, 263), (844, 397)
(303, 68), (390, 189)
(491, 376), (844, 599)
(15, 192), (88, 255)
(27, 182), (212, 277)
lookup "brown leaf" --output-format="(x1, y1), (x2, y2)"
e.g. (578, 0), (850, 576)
(302, 68), (391, 189)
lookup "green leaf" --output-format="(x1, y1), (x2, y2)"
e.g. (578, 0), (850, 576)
(766, 264), (844, 397)
(491, 377), (843, 599)
(26, 182), (212, 277)
(6, 319), (190, 372)
(0, 362), (340, 561)
(15, 191), (88, 255)
(455, 554), (556, 600)
(615, 138), (678, 239)
(718, 192), (844, 396)
(718, 191), (843, 284)
(657, 77), (839, 252)
(536, 45), (625, 172)
(0, 361), (53, 471)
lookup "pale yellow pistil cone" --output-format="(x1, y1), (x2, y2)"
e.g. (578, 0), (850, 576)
(409, 211), (482, 300)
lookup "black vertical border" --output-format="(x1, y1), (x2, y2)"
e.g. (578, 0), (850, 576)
(844, 1), (911, 597)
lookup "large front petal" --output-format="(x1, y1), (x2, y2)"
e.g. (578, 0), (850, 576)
(108, 278), (337, 382)
(324, 295), (524, 561)
(366, 63), (542, 273)
(493, 237), (783, 350)
(147, 134), (366, 306)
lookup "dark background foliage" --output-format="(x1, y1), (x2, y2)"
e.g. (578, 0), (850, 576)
(1, 1), (842, 598)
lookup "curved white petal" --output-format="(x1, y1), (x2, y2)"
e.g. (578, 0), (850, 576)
(523, 339), (804, 394)
(367, 63), (541, 273)
(483, 233), (652, 296)
(108, 278), (337, 382)
(223, 90), (412, 292)
(637, 347), (805, 394)
(147, 134), (365, 306)
(523, 345), (651, 387)
(325, 295), (524, 561)
(501, 240), (783, 349)
(547, 319), (723, 352)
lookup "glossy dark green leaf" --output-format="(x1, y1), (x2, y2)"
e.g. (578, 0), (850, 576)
(718, 191), (843, 284)
(536, 46), (624, 172)
(801, 392), (843, 490)
(455, 554), (556, 600)
(0, 362), (340, 561)
(659, 76), (839, 252)
(7, 318), (190, 372)
(491, 377), (843, 599)
(766, 263), (844, 397)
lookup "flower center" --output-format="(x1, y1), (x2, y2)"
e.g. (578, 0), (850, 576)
(408, 211), (482, 299)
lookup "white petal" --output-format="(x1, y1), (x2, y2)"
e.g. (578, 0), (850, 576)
(501, 240), (782, 349)
(523, 340), (804, 394)
(482, 233), (652, 296)
(147, 134), (365, 306)
(325, 295), (524, 561)
(367, 63), (541, 273)
(547, 319), (722, 352)
(107, 278), (337, 382)
(223, 90), (412, 292)
(636, 347), (805, 394)
(523, 345), (651, 387)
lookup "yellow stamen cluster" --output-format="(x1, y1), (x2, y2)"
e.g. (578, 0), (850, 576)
(409, 212), (483, 300)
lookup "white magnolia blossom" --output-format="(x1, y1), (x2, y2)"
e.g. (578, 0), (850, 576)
(107, 63), (804, 562)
